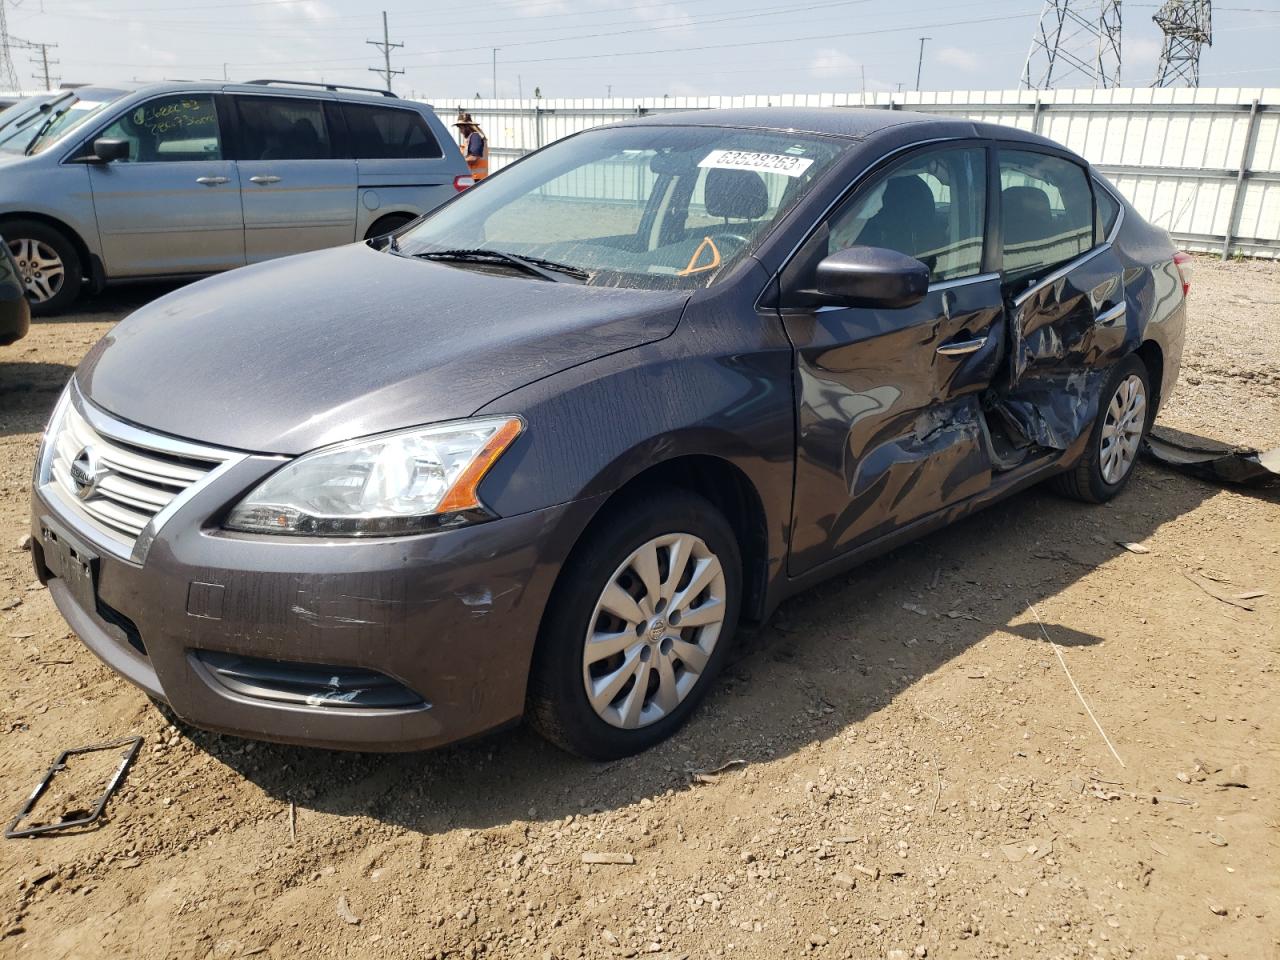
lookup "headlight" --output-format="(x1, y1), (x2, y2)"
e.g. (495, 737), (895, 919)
(224, 417), (522, 536)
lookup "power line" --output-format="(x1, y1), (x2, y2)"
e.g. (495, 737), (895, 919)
(366, 10), (403, 94)
(0, 0), (21, 90)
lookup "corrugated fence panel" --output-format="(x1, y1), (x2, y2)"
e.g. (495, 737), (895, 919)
(423, 87), (1280, 258)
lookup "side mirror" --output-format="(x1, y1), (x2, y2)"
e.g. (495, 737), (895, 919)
(813, 246), (930, 309)
(92, 138), (131, 163)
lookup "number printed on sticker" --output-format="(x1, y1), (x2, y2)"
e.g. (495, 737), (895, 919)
(699, 149), (815, 178)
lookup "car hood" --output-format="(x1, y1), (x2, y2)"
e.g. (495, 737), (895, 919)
(77, 243), (689, 454)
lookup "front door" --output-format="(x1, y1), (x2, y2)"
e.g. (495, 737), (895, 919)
(780, 144), (1005, 575)
(232, 95), (358, 263)
(88, 93), (245, 277)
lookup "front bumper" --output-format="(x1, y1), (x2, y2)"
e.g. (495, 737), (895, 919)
(31, 477), (599, 752)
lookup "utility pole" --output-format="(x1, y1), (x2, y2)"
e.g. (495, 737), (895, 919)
(366, 11), (404, 94)
(491, 48), (499, 99)
(29, 40), (56, 89)
(915, 36), (931, 91)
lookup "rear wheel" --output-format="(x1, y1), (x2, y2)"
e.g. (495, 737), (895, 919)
(1051, 354), (1151, 503)
(528, 489), (742, 760)
(4, 220), (82, 316)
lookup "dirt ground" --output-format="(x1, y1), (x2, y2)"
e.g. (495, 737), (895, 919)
(0, 259), (1277, 960)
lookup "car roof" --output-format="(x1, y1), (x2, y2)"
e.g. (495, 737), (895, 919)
(97, 79), (431, 108)
(614, 106), (1065, 150)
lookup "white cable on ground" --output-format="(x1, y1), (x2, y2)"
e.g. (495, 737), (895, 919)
(1028, 602), (1126, 770)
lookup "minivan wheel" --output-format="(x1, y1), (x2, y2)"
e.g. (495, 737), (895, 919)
(1051, 355), (1152, 503)
(5, 220), (82, 316)
(528, 489), (742, 760)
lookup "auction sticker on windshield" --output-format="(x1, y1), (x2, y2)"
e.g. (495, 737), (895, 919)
(698, 149), (814, 178)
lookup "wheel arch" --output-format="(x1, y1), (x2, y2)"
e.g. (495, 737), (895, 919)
(1133, 338), (1165, 418)
(363, 211), (419, 241)
(0, 211), (93, 283)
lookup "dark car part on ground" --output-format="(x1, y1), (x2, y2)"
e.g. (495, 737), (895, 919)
(4, 735), (143, 839)
(31, 108), (1186, 760)
(1144, 427), (1280, 487)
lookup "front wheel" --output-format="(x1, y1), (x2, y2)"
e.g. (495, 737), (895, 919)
(1051, 355), (1152, 503)
(4, 220), (82, 316)
(528, 489), (742, 760)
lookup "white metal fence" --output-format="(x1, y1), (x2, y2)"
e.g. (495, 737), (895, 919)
(424, 87), (1280, 259)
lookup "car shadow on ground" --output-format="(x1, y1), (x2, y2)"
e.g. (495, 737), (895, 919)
(174, 461), (1222, 835)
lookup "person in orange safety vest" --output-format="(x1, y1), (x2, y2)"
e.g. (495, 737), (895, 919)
(454, 111), (489, 181)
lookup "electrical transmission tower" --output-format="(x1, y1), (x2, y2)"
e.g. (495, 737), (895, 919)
(367, 10), (404, 94)
(1, 0), (23, 92)
(1022, 0), (1123, 90)
(1153, 0), (1211, 86)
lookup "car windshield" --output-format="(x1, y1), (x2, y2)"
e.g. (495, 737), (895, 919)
(397, 125), (845, 290)
(18, 92), (125, 156)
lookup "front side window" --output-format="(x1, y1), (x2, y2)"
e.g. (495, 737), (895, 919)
(342, 104), (442, 160)
(398, 125), (844, 290)
(827, 145), (987, 283)
(999, 149), (1094, 283)
(235, 96), (331, 161)
(96, 94), (222, 163)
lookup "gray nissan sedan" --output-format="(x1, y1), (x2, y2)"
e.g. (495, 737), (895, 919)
(31, 108), (1187, 760)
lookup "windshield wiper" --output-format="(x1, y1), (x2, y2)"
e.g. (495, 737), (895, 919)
(25, 103), (72, 155)
(413, 248), (589, 283)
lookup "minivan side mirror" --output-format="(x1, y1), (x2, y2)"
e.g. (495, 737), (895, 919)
(813, 246), (930, 309)
(91, 138), (131, 163)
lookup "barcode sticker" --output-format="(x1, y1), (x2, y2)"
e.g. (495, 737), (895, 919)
(698, 149), (814, 178)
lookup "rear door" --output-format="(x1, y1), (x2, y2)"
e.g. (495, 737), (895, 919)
(780, 143), (1006, 575)
(87, 93), (245, 277)
(232, 94), (358, 262)
(341, 102), (457, 224)
(994, 147), (1129, 450)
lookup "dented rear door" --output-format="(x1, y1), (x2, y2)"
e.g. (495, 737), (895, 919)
(993, 146), (1131, 450)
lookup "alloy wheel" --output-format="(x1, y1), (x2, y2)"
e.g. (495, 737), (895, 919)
(1099, 373), (1146, 485)
(582, 532), (727, 730)
(9, 237), (65, 304)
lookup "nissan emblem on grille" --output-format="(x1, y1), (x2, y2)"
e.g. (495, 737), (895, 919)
(69, 446), (104, 501)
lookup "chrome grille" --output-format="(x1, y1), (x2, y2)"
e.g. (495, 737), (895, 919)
(39, 388), (244, 559)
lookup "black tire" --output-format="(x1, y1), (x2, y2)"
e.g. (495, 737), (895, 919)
(528, 488), (742, 761)
(1050, 354), (1152, 503)
(364, 213), (415, 241)
(3, 219), (83, 317)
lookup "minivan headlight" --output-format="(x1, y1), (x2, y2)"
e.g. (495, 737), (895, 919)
(224, 417), (522, 536)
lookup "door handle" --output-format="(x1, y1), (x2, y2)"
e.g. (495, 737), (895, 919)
(936, 336), (988, 357)
(1096, 302), (1127, 326)
(195, 176), (230, 185)
(249, 175), (281, 185)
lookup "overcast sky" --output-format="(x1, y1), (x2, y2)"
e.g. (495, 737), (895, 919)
(6, 0), (1279, 99)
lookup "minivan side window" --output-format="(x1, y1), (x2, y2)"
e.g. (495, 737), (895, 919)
(96, 95), (222, 163)
(341, 104), (443, 160)
(999, 149), (1094, 283)
(827, 146), (987, 283)
(235, 97), (332, 161)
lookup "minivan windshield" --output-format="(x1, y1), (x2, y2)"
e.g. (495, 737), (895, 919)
(397, 125), (844, 289)
(17, 91), (125, 156)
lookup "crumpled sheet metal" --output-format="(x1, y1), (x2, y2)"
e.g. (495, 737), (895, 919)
(993, 368), (1106, 451)
(1143, 428), (1280, 487)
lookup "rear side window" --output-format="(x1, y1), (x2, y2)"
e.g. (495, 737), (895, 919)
(1094, 179), (1121, 238)
(828, 145), (987, 283)
(341, 104), (442, 160)
(999, 149), (1094, 283)
(234, 97), (332, 161)
(97, 94), (222, 163)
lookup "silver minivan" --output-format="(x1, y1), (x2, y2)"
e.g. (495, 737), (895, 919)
(0, 80), (471, 314)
